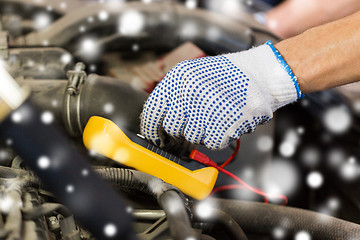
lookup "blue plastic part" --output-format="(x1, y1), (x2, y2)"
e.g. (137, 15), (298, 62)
(266, 41), (305, 99)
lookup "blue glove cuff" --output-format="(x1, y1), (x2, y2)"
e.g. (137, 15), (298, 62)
(266, 41), (305, 99)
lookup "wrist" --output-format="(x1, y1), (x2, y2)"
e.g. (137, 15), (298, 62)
(265, 41), (303, 99)
(275, 11), (360, 94)
(225, 41), (301, 112)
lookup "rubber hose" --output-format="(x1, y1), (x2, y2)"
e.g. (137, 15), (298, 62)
(192, 207), (248, 240)
(212, 198), (360, 239)
(159, 191), (198, 240)
(96, 167), (153, 197)
(95, 168), (179, 200)
(96, 168), (198, 240)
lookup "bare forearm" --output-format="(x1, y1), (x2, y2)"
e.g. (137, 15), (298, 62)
(275, 11), (360, 94)
(266, 0), (360, 38)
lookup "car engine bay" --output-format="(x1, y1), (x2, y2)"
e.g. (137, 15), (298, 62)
(0, 1), (360, 239)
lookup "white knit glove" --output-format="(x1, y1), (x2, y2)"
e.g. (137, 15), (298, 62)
(140, 41), (303, 150)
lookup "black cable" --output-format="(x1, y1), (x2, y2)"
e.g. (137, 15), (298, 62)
(95, 168), (180, 200)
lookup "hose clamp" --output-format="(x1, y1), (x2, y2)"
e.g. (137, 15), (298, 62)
(66, 62), (86, 95)
(63, 62), (87, 136)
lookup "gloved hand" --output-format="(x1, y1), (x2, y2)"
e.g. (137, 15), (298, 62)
(140, 41), (303, 150)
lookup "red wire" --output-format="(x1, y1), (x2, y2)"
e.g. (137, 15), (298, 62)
(211, 184), (244, 195)
(220, 139), (241, 168)
(215, 166), (269, 203)
(190, 142), (288, 206)
(216, 166), (288, 205)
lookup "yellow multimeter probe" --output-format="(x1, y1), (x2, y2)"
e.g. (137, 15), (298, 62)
(83, 116), (218, 200)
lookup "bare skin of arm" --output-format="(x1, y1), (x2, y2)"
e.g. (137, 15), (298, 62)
(266, 0), (360, 39)
(275, 10), (360, 94)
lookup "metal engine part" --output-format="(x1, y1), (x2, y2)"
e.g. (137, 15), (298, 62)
(0, 1), (360, 240)
(25, 70), (147, 137)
